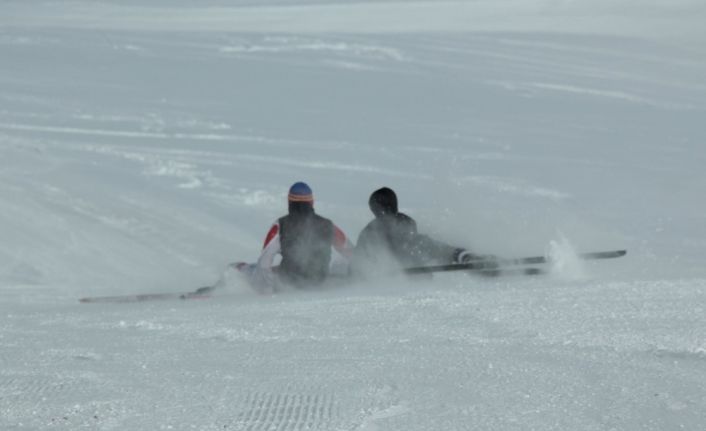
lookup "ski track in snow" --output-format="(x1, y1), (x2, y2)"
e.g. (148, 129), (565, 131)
(232, 391), (338, 430)
(2, 2), (706, 430)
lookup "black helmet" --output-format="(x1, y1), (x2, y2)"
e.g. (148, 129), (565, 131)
(368, 187), (398, 217)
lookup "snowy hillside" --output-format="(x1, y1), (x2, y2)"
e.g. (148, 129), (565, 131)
(2, 1), (705, 429)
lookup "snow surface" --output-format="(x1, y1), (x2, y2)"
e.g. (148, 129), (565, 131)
(2, 1), (706, 429)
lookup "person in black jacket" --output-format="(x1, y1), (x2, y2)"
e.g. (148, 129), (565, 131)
(353, 187), (480, 275)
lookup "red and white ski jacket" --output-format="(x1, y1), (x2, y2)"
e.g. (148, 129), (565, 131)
(256, 220), (354, 277)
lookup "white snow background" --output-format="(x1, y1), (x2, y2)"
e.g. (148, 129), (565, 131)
(1, 0), (706, 429)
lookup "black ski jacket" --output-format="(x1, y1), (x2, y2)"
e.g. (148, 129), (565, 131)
(353, 188), (460, 272)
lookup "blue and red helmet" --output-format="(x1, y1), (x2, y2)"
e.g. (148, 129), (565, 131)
(288, 182), (314, 215)
(288, 181), (314, 203)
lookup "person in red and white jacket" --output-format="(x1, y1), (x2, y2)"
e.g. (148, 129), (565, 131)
(247, 182), (353, 289)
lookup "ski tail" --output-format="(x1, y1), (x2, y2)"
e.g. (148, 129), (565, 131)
(79, 262), (256, 304)
(79, 287), (214, 304)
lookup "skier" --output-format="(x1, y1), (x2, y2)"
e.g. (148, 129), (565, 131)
(238, 182), (353, 290)
(353, 187), (486, 275)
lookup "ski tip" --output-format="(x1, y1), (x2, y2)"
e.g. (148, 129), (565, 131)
(580, 249), (628, 260)
(604, 249), (627, 258)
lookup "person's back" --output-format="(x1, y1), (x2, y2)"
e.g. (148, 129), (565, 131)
(356, 211), (420, 267)
(278, 210), (334, 286)
(253, 182), (352, 289)
(354, 187), (474, 274)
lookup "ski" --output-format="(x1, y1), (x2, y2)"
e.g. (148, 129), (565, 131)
(509, 249), (626, 265)
(79, 286), (214, 304)
(403, 249), (626, 275)
(476, 267), (546, 277)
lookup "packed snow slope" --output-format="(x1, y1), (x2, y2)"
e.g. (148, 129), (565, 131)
(2, 1), (706, 429)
